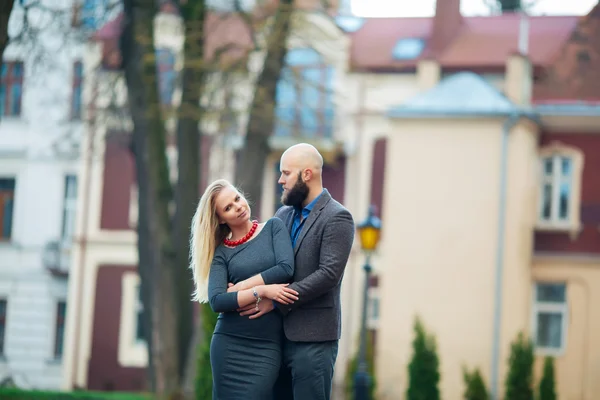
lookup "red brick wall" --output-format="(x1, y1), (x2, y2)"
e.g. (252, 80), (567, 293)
(534, 133), (600, 254)
(100, 133), (213, 231)
(87, 265), (146, 391)
(323, 155), (346, 205)
(100, 132), (134, 230)
(370, 138), (387, 219)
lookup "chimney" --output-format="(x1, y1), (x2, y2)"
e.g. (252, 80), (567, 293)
(427, 0), (463, 56)
(505, 12), (532, 105)
(337, 0), (351, 15)
(417, 59), (441, 90)
(417, 0), (461, 89)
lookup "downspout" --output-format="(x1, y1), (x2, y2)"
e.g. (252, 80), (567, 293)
(489, 112), (521, 400)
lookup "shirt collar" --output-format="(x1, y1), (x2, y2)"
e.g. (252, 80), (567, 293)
(294, 189), (324, 214)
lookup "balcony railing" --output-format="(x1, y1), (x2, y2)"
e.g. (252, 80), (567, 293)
(42, 240), (72, 277)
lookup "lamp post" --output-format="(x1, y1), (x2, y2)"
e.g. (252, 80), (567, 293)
(354, 205), (382, 400)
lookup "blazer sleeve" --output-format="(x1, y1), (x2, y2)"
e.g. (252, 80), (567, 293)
(277, 208), (354, 314)
(208, 250), (239, 313)
(260, 218), (295, 284)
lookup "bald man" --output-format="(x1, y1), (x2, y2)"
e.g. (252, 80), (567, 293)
(242, 143), (355, 399)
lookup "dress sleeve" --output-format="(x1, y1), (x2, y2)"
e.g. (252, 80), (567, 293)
(260, 218), (295, 284)
(208, 250), (239, 313)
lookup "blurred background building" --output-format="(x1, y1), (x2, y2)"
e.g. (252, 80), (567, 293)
(0, 0), (84, 389)
(0, 0), (599, 399)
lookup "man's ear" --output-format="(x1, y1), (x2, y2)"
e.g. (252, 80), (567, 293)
(303, 168), (313, 182)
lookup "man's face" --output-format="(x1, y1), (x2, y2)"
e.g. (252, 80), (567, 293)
(278, 157), (309, 207)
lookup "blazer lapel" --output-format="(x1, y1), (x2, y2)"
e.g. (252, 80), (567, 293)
(285, 209), (294, 233)
(293, 209), (320, 255)
(293, 190), (331, 255)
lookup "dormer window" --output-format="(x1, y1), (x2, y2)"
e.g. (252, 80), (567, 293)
(392, 38), (425, 60)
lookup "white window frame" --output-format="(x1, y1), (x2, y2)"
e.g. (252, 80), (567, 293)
(536, 142), (583, 237)
(531, 282), (568, 356)
(52, 300), (67, 360)
(118, 272), (148, 367)
(134, 283), (145, 344)
(128, 183), (138, 229)
(61, 174), (78, 243)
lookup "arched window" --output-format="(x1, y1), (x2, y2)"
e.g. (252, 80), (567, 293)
(275, 48), (335, 138)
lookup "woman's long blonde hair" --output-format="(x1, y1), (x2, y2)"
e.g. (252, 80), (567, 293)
(189, 179), (233, 303)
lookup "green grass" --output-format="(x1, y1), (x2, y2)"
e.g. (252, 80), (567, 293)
(0, 388), (152, 400)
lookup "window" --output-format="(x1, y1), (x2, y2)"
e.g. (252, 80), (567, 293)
(135, 284), (144, 342)
(532, 282), (567, 354)
(118, 273), (147, 367)
(129, 183), (138, 229)
(71, 61), (83, 119)
(0, 178), (15, 240)
(392, 38), (425, 60)
(54, 301), (66, 358)
(537, 143), (583, 234)
(0, 299), (6, 356)
(0, 62), (24, 117)
(156, 48), (176, 106)
(275, 48), (335, 138)
(540, 155), (573, 222)
(79, 0), (104, 30)
(61, 175), (78, 242)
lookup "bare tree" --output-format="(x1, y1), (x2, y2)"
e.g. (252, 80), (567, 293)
(0, 1), (15, 60)
(234, 0), (295, 214)
(173, 0), (206, 388)
(120, 0), (181, 394)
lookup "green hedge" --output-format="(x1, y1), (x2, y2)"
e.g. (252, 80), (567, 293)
(0, 388), (151, 400)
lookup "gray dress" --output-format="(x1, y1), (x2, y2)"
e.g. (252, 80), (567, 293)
(208, 217), (295, 400)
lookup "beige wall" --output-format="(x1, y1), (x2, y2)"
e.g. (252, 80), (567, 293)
(374, 117), (540, 399)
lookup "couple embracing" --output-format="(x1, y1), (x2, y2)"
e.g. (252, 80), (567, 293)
(189, 143), (355, 399)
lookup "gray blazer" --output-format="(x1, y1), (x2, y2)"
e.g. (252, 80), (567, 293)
(274, 189), (355, 342)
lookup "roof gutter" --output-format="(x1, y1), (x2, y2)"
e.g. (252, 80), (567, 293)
(534, 104), (600, 117)
(386, 108), (539, 121)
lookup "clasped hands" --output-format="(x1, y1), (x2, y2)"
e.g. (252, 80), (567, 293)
(227, 281), (299, 319)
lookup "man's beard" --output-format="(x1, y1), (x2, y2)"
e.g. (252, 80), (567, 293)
(282, 173), (309, 207)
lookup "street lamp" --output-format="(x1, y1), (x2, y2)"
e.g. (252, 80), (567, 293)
(354, 204), (382, 400)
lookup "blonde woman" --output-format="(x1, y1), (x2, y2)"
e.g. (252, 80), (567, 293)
(189, 179), (298, 399)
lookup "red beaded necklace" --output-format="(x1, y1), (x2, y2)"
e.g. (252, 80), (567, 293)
(223, 220), (259, 247)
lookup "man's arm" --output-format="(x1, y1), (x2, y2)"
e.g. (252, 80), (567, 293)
(277, 209), (354, 315)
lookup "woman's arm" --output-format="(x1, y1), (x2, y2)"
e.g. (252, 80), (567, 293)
(228, 218), (295, 291)
(208, 250), (298, 313)
(261, 218), (295, 284)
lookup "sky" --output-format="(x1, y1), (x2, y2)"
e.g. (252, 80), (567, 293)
(351, 0), (598, 17)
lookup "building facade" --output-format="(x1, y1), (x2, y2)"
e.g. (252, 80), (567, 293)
(62, 0), (600, 398)
(0, 0), (86, 389)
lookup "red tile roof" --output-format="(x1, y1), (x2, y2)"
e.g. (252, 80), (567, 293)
(92, 11), (255, 69)
(91, 2), (599, 101)
(534, 3), (600, 102)
(349, 14), (579, 71)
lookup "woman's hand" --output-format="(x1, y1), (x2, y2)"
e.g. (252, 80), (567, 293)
(259, 284), (299, 305)
(227, 281), (247, 293)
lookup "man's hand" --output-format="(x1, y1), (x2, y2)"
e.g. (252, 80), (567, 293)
(227, 281), (246, 293)
(237, 299), (275, 320)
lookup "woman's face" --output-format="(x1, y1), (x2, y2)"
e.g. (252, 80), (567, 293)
(214, 185), (251, 227)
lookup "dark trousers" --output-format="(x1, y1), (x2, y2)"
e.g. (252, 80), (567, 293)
(273, 338), (339, 400)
